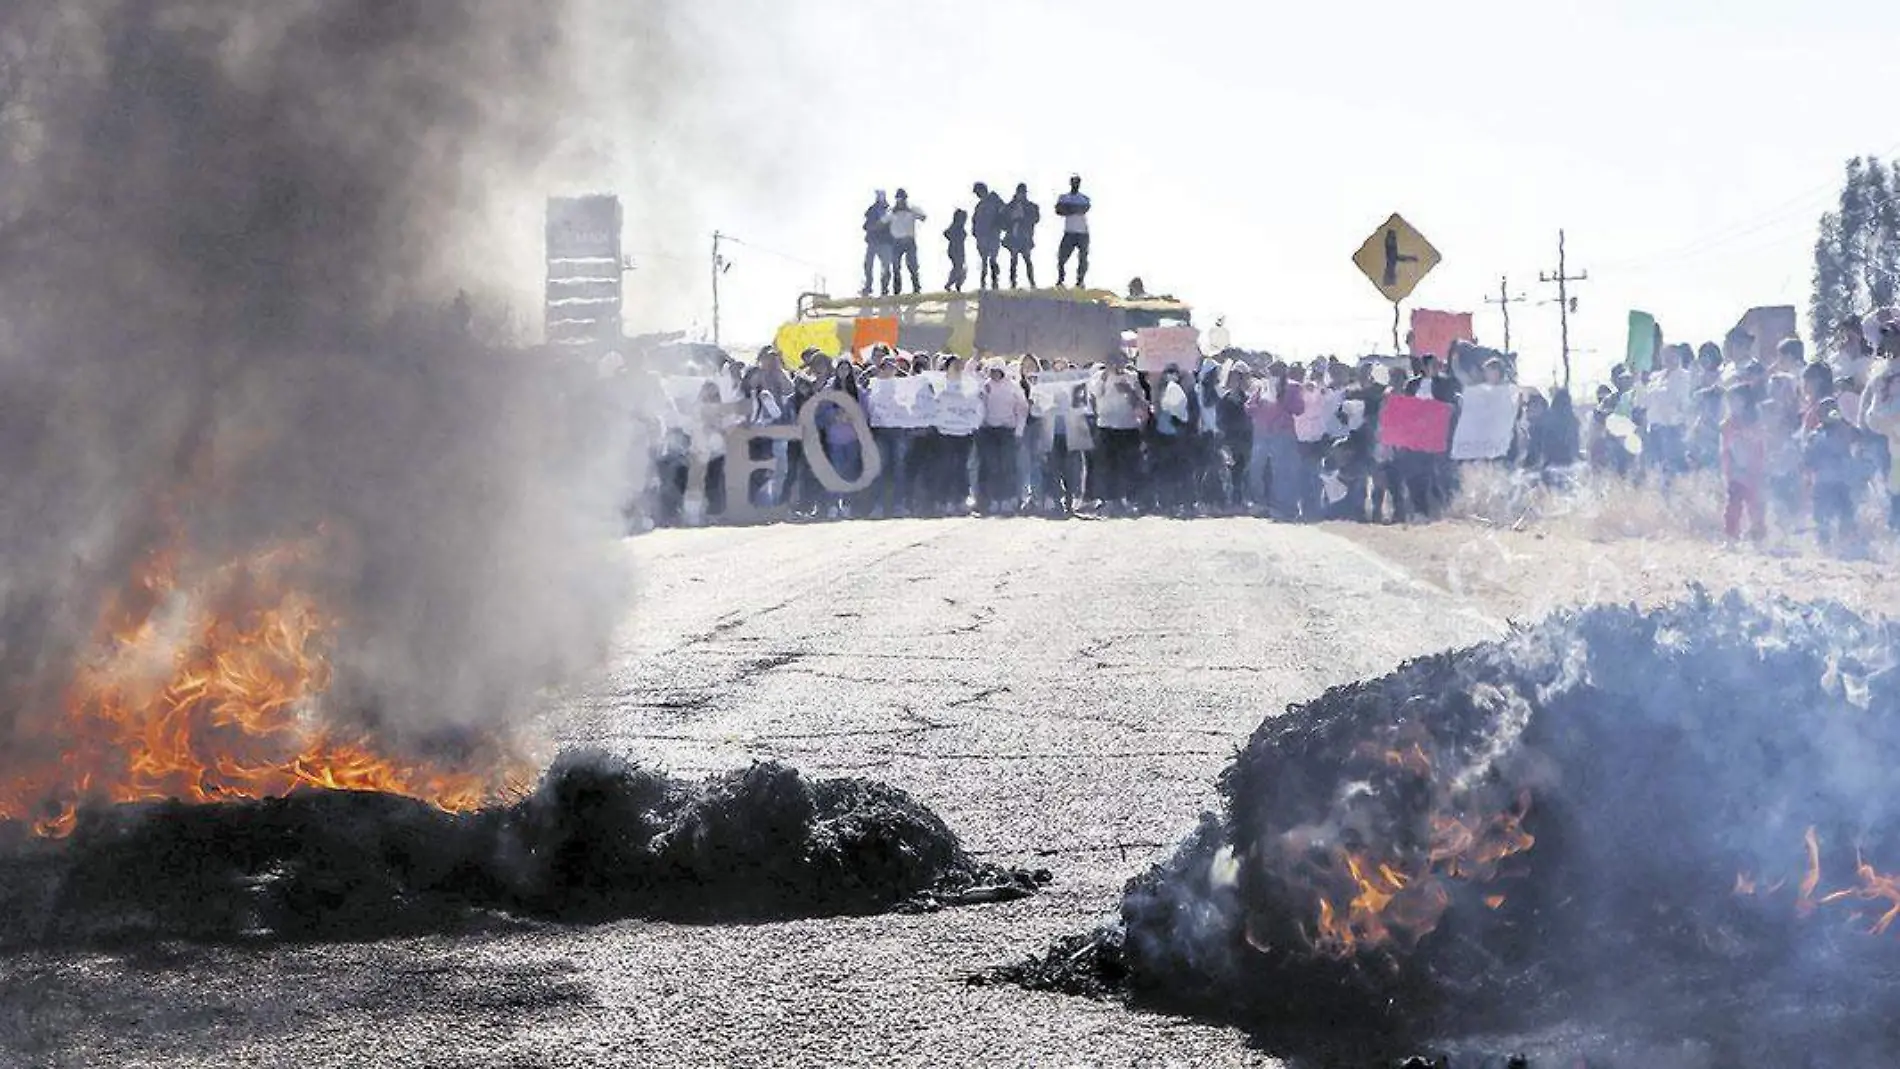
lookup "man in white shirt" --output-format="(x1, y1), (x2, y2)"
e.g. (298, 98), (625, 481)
(1087, 350), (1147, 512)
(1055, 175), (1091, 288)
(886, 189), (927, 295)
(1640, 345), (1694, 475)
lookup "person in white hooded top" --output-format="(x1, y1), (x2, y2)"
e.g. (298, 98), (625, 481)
(931, 357), (983, 514)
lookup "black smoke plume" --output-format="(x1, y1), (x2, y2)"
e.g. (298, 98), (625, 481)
(0, 1), (638, 798)
(990, 593), (1900, 1067)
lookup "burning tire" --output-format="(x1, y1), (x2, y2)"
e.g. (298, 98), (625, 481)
(994, 592), (1900, 1064)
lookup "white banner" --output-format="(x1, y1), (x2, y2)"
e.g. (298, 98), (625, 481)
(1450, 383), (1519, 461)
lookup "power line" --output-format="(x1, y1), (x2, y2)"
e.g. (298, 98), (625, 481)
(1597, 142), (1900, 271)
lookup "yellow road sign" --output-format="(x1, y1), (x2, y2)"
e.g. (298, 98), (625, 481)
(1352, 214), (1441, 303)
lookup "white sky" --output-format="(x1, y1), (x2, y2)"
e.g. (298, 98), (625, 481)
(581, 0), (1900, 387)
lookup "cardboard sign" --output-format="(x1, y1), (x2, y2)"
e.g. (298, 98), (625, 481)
(1379, 393), (1454, 454)
(1409, 309), (1474, 361)
(1135, 326), (1201, 375)
(853, 316), (900, 354)
(774, 320), (843, 365)
(972, 293), (1119, 364)
(1625, 311), (1660, 374)
(867, 376), (936, 429)
(1449, 383), (1518, 460)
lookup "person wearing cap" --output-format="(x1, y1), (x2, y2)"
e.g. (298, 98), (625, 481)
(1003, 183), (1040, 289)
(887, 190), (927, 295)
(971, 183), (1007, 291)
(1054, 175), (1091, 288)
(861, 191), (894, 297)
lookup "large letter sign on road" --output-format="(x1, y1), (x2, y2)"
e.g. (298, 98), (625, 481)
(1352, 214), (1441, 303)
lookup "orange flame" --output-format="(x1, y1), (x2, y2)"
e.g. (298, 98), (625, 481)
(0, 538), (526, 837)
(1297, 741), (1537, 961)
(1741, 827), (1900, 937)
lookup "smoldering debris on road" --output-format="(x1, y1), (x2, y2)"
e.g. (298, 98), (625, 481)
(0, 750), (1042, 947)
(988, 591), (1900, 1067)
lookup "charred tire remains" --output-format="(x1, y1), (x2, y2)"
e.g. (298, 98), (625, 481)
(0, 751), (1042, 947)
(990, 592), (1900, 1065)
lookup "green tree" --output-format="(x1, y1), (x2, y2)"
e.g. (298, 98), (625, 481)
(1865, 158), (1900, 310)
(1812, 211), (1847, 347)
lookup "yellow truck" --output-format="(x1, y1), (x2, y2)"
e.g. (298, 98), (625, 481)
(773, 286), (1193, 367)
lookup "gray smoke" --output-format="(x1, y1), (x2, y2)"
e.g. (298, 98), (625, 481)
(0, 1), (660, 796)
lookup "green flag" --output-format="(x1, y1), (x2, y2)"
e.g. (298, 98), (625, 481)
(1626, 310), (1660, 374)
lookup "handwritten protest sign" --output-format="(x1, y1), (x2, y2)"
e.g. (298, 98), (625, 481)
(868, 375), (936, 429)
(1378, 394), (1454, 454)
(1135, 326), (1201, 374)
(1449, 383), (1518, 460)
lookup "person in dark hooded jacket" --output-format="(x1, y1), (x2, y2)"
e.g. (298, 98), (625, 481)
(971, 182), (1007, 291)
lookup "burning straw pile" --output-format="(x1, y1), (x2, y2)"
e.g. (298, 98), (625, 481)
(0, 749), (1039, 947)
(994, 592), (1900, 1065)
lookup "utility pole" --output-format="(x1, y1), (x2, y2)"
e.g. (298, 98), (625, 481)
(710, 231), (724, 347)
(1483, 275), (1529, 353)
(1538, 230), (1589, 390)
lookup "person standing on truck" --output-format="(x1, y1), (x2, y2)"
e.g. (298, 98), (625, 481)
(1055, 175), (1091, 288)
(1004, 183), (1040, 289)
(887, 189), (927, 295)
(861, 190), (893, 297)
(943, 208), (969, 293)
(971, 182), (1006, 291)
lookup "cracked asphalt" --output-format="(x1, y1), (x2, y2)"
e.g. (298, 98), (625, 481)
(0, 516), (1610, 1068)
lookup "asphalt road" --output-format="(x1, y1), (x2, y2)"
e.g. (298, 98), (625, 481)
(2, 517), (1508, 1069)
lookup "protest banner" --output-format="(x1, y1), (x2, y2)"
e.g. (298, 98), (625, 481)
(1378, 394), (1454, 454)
(1626, 311), (1660, 374)
(1135, 326), (1201, 374)
(1029, 369), (1093, 451)
(867, 375), (935, 429)
(774, 320), (843, 365)
(1449, 383), (1518, 460)
(973, 293), (1118, 364)
(1409, 309), (1474, 361)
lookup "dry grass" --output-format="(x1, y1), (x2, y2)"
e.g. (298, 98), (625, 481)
(1445, 463), (1893, 558)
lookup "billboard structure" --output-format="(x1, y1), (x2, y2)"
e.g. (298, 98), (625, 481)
(545, 195), (623, 348)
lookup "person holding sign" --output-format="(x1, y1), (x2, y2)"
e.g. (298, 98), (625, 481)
(1088, 349), (1148, 514)
(1055, 175), (1091, 288)
(978, 364), (1030, 514)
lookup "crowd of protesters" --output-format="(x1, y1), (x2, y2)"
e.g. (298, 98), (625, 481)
(640, 341), (1512, 527)
(629, 310), (1900, 549)
(862, 176), (1092, 297)
(1583, 314), (1900, 546)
